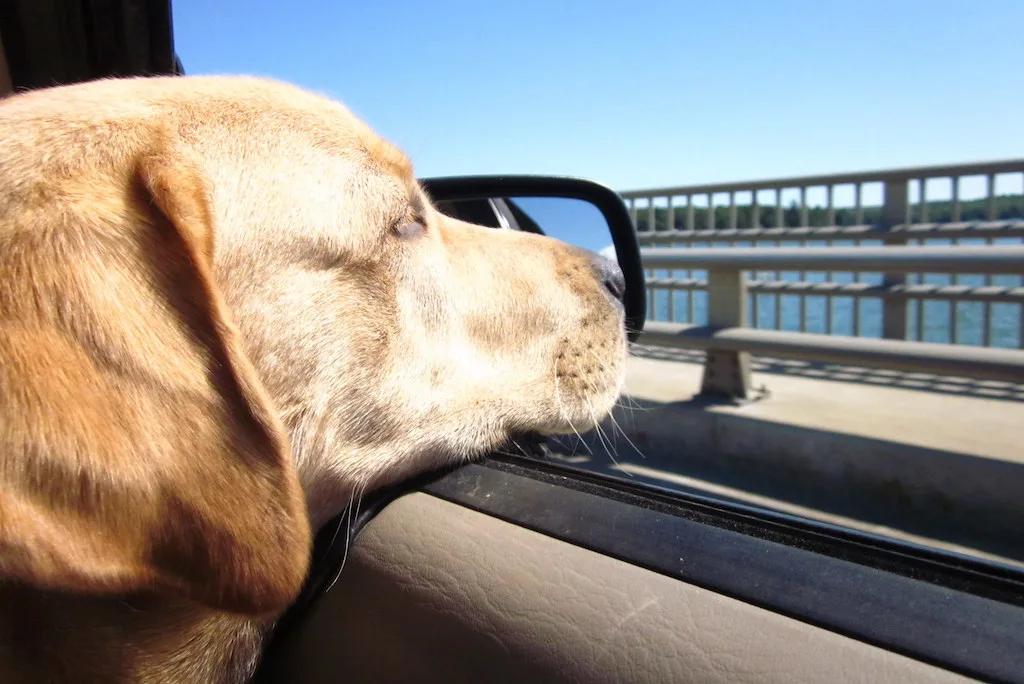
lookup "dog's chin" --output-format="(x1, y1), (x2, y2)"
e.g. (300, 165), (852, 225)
(529, 397), (620, 439)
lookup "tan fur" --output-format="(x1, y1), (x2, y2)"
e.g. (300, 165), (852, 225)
(0, 75), (627, 683)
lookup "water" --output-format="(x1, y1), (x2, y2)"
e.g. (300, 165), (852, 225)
(647, 238), (1024, 349)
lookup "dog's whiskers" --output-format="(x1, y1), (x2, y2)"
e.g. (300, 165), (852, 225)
(324, 483), (364, 595)
(579, 351), (647, 464)
(587, 404), (632, 476)
(553, 355), (594, 457)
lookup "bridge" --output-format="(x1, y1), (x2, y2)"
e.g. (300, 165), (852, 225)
(558, 159), (1024, 570)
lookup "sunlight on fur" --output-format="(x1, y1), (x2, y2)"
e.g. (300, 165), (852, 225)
(0, 75), (627, 683)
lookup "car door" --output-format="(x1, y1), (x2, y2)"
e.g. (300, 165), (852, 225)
(255, 454), (1023, 683)
(253, 197), (1024, 684)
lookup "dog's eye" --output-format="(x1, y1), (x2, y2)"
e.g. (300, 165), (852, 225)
(395, 219), (426, 239)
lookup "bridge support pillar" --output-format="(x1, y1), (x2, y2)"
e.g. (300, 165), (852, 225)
(699, 268), (754, 401)
(881, 180), (910, 340)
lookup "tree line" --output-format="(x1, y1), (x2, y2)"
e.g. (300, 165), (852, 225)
(634, 195), (1024, 232)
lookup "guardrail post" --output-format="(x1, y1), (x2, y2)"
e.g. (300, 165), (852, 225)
(881, 180), (909, 340)
(700, 268), (753, 400)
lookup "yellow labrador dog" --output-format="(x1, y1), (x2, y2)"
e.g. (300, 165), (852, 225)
(0, 75), (627, 682)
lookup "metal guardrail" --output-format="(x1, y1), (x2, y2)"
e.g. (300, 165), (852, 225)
(641, 322), (1024, 384)
(623, 160), (1024, 399)
(635, 220), (1024, 245)
(621, 159), (1024, 202)
(636, 246), (1024, 399)
(625, 159), (1024, 350)
(644, 278), (1024, 305)
(641, 245), (1024, 273)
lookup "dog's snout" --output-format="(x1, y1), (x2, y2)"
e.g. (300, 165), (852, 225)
(593, 255), (626, 304)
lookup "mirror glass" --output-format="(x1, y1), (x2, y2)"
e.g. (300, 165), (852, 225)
(434, 196), (618, 265)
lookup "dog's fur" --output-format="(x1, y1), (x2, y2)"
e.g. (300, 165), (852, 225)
(0, 75), (627, 682)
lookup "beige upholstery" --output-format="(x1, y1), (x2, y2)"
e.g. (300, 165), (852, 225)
(264, 493), (975, 683)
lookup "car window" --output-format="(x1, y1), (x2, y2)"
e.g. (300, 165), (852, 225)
(172, 0), (1023, 577)
(562, 174), (1024, 570)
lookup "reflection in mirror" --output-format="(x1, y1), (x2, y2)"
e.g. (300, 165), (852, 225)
(434, 196), (619, 266)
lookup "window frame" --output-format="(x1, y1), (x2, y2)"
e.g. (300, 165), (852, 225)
(422, 455), (1024, 684)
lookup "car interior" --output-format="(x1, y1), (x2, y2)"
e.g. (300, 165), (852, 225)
(1, 2), (1021, 683)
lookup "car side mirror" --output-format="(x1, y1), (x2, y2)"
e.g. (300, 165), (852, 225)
(420, 175), (647, 342)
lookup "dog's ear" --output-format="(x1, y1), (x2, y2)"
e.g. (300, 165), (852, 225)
(0, 131), (311, 616)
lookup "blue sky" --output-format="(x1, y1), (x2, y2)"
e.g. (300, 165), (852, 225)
(172, 1), (1022, 253)
(173, 0), (1022, 192)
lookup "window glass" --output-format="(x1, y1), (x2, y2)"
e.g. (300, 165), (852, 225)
(171, 1), (1024, 569)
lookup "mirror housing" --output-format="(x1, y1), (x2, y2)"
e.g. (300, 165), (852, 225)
(420, 175), (647, 341)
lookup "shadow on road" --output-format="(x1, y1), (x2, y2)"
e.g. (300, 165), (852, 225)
(533, 393), (1024, 566)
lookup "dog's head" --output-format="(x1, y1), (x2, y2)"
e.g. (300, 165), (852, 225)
(0, 76), (627, 619)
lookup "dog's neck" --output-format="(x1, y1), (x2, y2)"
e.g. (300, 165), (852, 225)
(0, 452), (361, 683)
(293, 443), (369, 532)
(0, 585), (271, 684)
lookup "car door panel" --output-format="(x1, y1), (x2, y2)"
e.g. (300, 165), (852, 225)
(262, 493), (976, 684)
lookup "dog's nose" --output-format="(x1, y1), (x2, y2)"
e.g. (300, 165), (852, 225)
(593, 255), (626, 304)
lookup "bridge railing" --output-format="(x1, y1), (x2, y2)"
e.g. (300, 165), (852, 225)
(622, 159), (1024, 349)
(621, 160), (1024, 399)
(636, 245), (1024, 399)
